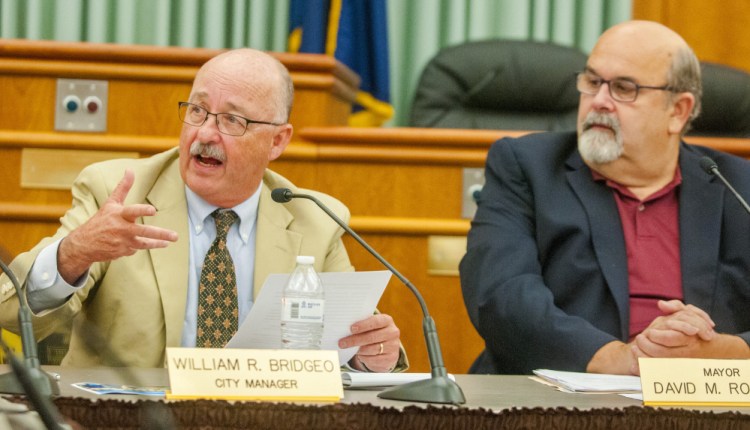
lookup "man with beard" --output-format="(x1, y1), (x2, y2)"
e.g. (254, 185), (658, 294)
(0, 48), (406, 373)
(460, 20), (750, 375)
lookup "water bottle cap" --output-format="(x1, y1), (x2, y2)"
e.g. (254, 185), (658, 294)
(296, 255), (315, 265)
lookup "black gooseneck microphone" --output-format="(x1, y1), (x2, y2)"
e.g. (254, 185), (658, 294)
(271, 188), (466, 405)
(0, 338), (66, 429)
(699, 156), (750, 214)
(0, 262), (174, 429)
(0, 258), (64, 429)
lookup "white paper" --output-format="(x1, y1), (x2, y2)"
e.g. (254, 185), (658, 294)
(226, 271), (392, 364)
(341, 372), (456, 388)
(532, 369), (641, 393)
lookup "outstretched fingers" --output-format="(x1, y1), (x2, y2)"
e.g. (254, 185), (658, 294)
(109, 169), (136, 206)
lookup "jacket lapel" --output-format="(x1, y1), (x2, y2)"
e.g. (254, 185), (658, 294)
(678, 146), (723, 309)
(143, 159), (190, 349)
(566, 152), (630, 339)
(252, 181), (302, 298)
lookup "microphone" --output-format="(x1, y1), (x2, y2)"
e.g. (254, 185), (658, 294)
(0, 338), (66, 429)
(0, 259), (60, 396)
(699, 156), (750, 214)
(271, 188), (466, 405)
(0, 258), (64, 428)
(0, 262), (173, 428)
(0, 258), (60, 398)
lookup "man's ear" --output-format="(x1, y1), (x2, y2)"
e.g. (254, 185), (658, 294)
(668, 92), (695, 135)
(268, 124), (293, 161)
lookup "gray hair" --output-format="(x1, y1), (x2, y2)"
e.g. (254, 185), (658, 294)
(666, 45), (702, 134)
(271, 57), (295, 123)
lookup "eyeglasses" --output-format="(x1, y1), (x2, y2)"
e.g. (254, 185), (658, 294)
(576, 72), (674, 103)
(177, 102), (283, 136)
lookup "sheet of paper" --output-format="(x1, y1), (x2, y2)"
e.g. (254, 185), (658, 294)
(532, 369), (641, 393)
(226, 271), (391, 364)
(341, 372), (455, 388)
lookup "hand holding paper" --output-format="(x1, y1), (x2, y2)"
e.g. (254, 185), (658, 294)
(226, 271), (391, 364)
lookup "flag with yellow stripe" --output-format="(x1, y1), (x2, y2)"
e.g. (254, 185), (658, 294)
(289, 0), (393, 126)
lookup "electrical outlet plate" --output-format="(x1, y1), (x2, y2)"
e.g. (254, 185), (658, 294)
(55, 78), (108, 132)
(461, 167), (485, 219)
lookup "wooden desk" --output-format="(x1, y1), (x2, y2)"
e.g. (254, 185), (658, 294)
(4, 366), (750, 429)
(43, 366), (643, 410)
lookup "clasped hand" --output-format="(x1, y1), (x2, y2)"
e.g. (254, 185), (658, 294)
(589, 300), (719, 376)
(633, 299), (716, 359)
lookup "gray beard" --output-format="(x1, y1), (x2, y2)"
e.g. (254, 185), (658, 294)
(578, 114), (623, 164)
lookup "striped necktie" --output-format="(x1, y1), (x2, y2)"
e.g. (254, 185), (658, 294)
(196, 209), (239, 348)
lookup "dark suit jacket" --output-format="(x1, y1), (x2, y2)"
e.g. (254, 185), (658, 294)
(460, 131), (750, 374)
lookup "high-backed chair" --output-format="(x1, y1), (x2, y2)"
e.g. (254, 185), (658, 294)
(409, 39), (587, 131)
(689, 62), (750, 138)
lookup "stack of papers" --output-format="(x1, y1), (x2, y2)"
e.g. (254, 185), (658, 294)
(532, 369), (641, 393)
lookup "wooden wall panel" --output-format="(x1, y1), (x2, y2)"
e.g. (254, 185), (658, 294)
(632, 0), (750, 73)
(298, 161), (464, 218)
(0, 76), (57, 132)
(0, 149), (71, 204)
(0, 39), (358, 135)
(343, 234), (482, 374)
(106, 81), (189, 137)
(2, 127), (749, 373)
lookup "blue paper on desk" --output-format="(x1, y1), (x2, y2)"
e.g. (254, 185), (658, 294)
(72, 382), (166, 396)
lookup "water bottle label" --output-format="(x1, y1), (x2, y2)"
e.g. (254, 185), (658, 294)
(281, 298), (325, 322)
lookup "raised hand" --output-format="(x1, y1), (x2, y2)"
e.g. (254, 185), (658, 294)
(57, 170), (179, 283)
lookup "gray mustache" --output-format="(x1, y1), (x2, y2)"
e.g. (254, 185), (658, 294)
(583, 113), (619, 131)
(190, 141), (226, 162)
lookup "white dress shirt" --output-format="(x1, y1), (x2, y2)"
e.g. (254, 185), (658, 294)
(26, 183), (261, 348)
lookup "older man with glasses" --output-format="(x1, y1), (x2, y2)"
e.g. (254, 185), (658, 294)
(460, 20), (750, 376)
(0, 48), (406, 373)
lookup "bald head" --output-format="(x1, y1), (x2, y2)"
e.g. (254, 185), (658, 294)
(595, 21), (688, 63)
(591, 21), (702, 130)
(193, 48), (294, 123)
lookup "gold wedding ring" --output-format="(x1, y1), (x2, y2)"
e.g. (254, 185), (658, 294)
(378, 342), (384, 355)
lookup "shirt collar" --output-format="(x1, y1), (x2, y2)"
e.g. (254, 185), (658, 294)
(185, 183), (262, 244)
(591, 166), (683, 202)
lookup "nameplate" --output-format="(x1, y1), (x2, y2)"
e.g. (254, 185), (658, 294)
(639, 358), (750, 406)
(165, 348), (343, 402)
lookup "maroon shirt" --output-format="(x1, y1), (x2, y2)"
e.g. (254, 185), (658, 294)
(593, 169), (683, 339)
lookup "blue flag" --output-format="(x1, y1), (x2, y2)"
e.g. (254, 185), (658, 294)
(289, 0), (393, 126)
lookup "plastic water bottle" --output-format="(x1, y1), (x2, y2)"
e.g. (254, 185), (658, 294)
(281, 256), (325, 349)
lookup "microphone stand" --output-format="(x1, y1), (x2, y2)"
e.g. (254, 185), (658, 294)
(0, 259), (60, 398)
(0, 339), (65, 430)
(700, 156), (750, 215)
(275, 189), (465, 404)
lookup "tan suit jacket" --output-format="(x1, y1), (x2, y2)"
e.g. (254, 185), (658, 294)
(0, 147), (357, 367)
